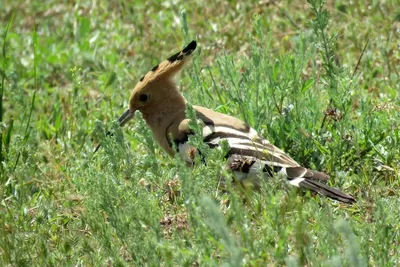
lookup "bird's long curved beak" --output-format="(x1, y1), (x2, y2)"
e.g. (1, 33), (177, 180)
(93, 108), (134, 153)
(118, 108), (134, 127)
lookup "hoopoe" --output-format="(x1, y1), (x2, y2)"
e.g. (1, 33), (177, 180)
(109, 40), (356, 204)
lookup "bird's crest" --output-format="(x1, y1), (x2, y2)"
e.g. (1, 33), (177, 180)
(136, 40), (197, 86)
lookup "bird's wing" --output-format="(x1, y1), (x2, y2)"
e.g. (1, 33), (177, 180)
(171, 106), (356, 203)
(170, 105), (330, 182)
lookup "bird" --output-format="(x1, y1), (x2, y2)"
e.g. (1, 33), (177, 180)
(103, 40), (356, 204)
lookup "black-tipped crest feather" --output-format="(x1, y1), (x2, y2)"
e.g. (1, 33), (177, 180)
(135, 40), (197, 84)
(168, 40), (197, 62)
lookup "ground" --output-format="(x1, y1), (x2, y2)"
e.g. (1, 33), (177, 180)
(1, 0), (399, 265)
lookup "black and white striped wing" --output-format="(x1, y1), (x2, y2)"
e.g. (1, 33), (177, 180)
(174, 110), (356, 203)
(200, 123), (330, 183)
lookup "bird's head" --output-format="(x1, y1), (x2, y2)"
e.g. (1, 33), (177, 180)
(117, 40), (197, 127)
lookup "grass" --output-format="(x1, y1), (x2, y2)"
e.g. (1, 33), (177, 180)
(1, 0), (399, 265)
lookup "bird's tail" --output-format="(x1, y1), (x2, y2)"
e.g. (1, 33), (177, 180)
(287, 171), (356, 204)
(228, 156), (356, 203)
(297, 179), (356, 203)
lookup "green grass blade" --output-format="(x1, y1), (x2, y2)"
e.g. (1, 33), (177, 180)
(0, 13), (14, 165)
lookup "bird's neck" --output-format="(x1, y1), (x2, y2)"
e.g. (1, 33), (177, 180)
(141, 94), (186, 155)
(142, 94), (187, 130)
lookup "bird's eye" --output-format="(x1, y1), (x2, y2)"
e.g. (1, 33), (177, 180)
(139, 94), (148, 102)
